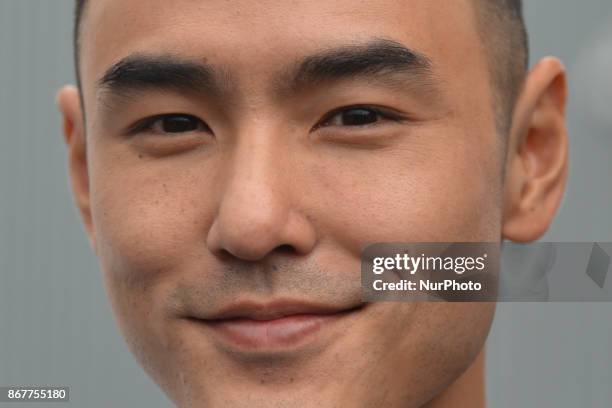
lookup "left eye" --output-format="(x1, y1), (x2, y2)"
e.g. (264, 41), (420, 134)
(152, 114), (210, 134)
(328, 108), (379, 126)
(319, 107), (400, 128)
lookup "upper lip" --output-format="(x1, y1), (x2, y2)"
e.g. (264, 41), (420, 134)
(198, 299), (363, 322)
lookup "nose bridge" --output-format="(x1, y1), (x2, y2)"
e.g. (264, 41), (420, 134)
(226, 127), (287, 222)
(206, 123), (315, 261)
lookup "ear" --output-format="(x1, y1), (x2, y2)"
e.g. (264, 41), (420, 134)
(502, 57), (569, 242)
(57, 85), (96, 251)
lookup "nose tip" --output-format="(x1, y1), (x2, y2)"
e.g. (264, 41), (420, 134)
(206, 200), (316, 262)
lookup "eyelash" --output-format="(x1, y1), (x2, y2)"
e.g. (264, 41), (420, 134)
(126, 105), (406, 136)
(126, 113), (210, 136)
(314, 105), (407, 130)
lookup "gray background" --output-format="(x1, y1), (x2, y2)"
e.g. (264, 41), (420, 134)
(1, 1), (610, 407)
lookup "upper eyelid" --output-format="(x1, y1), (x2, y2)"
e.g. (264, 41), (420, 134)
(126, 113), (208, 135)
(329, 105), (405, 119)
(314, 105), (407, 129)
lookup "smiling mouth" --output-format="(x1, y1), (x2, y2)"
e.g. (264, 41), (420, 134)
(188, 301), (365, 351)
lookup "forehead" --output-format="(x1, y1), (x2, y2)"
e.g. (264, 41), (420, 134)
(79, 0), (489, 112)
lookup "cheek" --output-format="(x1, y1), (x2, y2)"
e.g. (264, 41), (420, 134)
(86, 152), (219, 348)
(309, 132), (502, 244)
(89, 158), (212, 279)
(409, 302), (496, 399)
(86, 156), (212, 388)
(371, 302), (495, 406)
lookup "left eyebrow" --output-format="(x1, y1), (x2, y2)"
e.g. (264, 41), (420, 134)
(277, 38), (441, 98)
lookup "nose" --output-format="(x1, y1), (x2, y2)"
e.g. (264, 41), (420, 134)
(206, 134), (317, 261)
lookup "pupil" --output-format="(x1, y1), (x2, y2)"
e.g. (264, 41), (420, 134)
(342, 109), (378, 126)
(163, 116), (197, 133)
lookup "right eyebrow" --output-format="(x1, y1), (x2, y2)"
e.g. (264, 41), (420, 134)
(96, 54), (225, 100)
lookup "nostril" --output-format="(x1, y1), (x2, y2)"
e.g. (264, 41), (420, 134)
(217, 248), (237, 261)
(275, 244), (296, 254)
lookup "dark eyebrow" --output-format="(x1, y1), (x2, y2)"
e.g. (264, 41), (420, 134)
(95, 39), (440, 107)
(96, 54), (224, 100)
(279, 38), (440, 97)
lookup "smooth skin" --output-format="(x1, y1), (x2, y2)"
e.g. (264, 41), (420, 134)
(58, 0), (568, 407)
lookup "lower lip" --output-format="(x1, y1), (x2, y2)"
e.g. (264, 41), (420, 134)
(202, 313), (345, 350)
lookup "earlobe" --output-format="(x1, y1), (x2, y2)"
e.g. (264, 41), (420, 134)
(57, 85), (96, 251)
(502, 57), (569, 242)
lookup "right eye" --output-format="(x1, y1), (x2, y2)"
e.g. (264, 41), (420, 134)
(129, 113), (212, 136)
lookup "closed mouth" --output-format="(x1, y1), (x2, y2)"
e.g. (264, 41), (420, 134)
(188, 300), (365, 351)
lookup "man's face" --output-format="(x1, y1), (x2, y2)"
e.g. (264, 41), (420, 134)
(77, 0), (500, 406)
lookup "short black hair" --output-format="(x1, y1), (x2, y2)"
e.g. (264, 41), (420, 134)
(73, 0), (87, 93)
(73, 0), (528, 133)
(474, 0), (529, 133)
